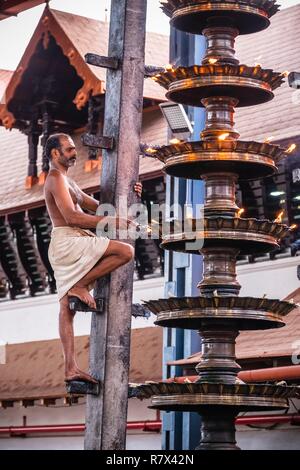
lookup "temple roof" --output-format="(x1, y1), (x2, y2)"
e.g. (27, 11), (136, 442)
(0, 7), (168, 127)
(0, 327), (163, 402)
(0, 0), (46, 20)
(0, 108), (165, 216)
(0, 6), (167, 215)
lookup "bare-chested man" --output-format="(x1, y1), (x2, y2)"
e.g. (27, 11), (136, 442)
(44, 133), (142, 383)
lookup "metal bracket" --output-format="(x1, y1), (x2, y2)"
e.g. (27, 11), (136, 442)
(132, 303), (151, 319)
(144, 65), (165, 78)
(81, 133), (114, 150)
(68, 296), (105, 313)
(85, 53), (119, 70)
(66, 380), (100, 396)
(128, 384), (143, 399)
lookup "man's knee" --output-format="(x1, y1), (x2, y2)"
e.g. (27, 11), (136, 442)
(120, 244), (135, 264)
(59, 296), (75, 315)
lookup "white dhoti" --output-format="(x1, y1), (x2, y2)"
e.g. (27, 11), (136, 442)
(48, 226), (110, 301)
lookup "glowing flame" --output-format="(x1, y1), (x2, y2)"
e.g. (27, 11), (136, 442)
(274, 210), (284, 223)
(165, 63), (175, 72)
(264, 136), (274, 143)
(169, 138), (181, 144)
(218, 132), (230, 141)
(290, 224), (297, 230)
(281, 71), (289, 77)
(286, 144), (297, 154)
(237, 208), (245, 217)
(138, 224), (152, 234)
(145, 147), (157, 154)
(208, 58), (218, 64)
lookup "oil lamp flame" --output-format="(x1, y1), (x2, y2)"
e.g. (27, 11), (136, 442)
(165, 63), (175, 72)
(264, 136), (274, 143)
(169, 138), (181, 144)
(290, 224), (297, 230)
(208, 58), (218, 64)
(281, 71), (290, 77)
(218, 133), (230, 141)
(286, 144), (297, 154)
(274, 211), (284, 223)
(145, 147), (157, 154)
(237, 208), (245, 217)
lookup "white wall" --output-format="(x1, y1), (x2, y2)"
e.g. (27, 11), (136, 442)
(237, 256), (300, 298)
(0, 276), (164, 345)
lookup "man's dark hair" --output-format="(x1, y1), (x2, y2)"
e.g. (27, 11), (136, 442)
(45, 133), (70, 162)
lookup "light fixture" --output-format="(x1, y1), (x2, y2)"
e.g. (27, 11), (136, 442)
(159, 102), (193, 140)
(270, 191), (285, 197)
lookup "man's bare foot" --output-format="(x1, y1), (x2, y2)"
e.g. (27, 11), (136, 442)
(68, 286), (96, 309)
(65, 368), (98, 384)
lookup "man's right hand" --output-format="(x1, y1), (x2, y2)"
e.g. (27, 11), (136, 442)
(117, 217), (139, 231)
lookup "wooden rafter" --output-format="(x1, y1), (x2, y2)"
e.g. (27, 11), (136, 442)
(0, 0), (46, 20)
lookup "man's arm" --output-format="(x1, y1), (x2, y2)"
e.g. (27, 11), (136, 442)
(49, 172), (103, 228)
(75, 185), (99, 213)
(50, 172), (133, 229)
(74, 181), (143, 213)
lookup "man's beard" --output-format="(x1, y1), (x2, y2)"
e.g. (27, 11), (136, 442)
(59, 152), (76, 167)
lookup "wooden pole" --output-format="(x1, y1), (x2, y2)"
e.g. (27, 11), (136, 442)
(84, 0), (147, 450)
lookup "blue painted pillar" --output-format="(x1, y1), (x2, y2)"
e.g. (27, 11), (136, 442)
(162, 30), (206, 450)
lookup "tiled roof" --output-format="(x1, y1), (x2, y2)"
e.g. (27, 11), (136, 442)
(235, 5), (300, 142)
(236, 288), (300, 360)
(0, 109), (165, 215)
(0, 0), (46, 21)
(0, 5), (168, 214)
(50, 9), (169, 102)
(0, 327), (163, 401)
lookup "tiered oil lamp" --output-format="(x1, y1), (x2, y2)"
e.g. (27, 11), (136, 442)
(137, 0), (300, 450)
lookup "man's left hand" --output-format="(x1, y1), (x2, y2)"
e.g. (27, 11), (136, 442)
(134, 181), (143, 198)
